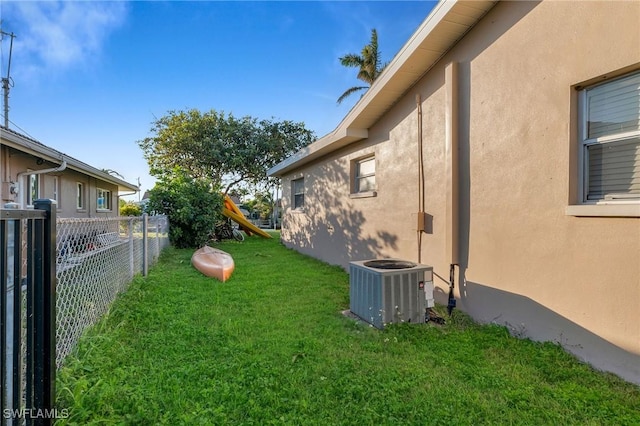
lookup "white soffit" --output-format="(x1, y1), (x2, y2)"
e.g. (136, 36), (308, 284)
(268, 0), (497, 177)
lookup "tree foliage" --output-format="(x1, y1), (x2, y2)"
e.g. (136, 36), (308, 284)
(244, 190), (274, 220)
(119, 201), (142, 217)
(144, 169), (223, 248)
(337, 29), (388, 105)
(138, 109), (315, 195)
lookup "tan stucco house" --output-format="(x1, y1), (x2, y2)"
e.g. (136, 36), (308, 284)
(1, 126), (139, 216)
(269, 0), (640, 384)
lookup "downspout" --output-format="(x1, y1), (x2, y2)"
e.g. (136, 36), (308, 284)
(118, 188), (140, 214)
(445, 62), (459, 315)
(416, 94), (425, 264)
(14, 157), (67, 208)
(119, 189), (138, 198)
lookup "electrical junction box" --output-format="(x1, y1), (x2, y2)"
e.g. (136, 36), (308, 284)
(349, 259), (434, 329)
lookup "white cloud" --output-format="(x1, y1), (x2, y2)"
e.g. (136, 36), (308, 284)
(1, 1), (127, 80)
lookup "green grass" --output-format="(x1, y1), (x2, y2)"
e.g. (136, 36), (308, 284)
(56, 232), (640, 425)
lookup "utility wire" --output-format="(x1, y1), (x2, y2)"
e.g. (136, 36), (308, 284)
(0, 115), (37, 140)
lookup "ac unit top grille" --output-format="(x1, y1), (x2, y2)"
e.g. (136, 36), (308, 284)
(363, 259), (417, 269)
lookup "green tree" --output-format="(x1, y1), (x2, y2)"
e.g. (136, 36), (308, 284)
(138, 109), (315, 195)
(120, 201), (142, 216)
(245, 190), (274, 220)
(144, 169), (223, 248)
(337, 29), (388, 105)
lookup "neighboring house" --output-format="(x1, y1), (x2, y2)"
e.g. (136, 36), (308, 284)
(137, 190), (151, 211)
(229, 195), (251, 218)
(1, 126), (139, 216)
(269, 1), (640, 384)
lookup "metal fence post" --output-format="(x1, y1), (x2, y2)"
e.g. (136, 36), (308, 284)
(155, 217), (159, 260)
(128, 218), (134, 280)
(142, 213), (148, 277)
(0, 220), (4, 424)
(2, 204), (26, 426)
(31, 199), (56, 425)
(10, 215), (22, 422)
(1, 214), (8, 423)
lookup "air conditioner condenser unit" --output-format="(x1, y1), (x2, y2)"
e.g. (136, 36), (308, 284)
(349, 259), (434, 329)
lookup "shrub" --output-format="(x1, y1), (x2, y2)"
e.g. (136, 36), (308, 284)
(144, 170), (223, 248)
(120, 202), (142, 217)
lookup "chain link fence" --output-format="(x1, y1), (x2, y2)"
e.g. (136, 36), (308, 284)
(55, 214), (169, 367)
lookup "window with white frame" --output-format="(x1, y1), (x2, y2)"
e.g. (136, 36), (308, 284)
(292, 178), (304, 209)
(27, 173), (39, 206)
(97, 188), (111, 210)
(353, 156), (376, 193)
(77, 183), (84, 209)
(580, 71), (640, 202)
(53, 176), (59, 204)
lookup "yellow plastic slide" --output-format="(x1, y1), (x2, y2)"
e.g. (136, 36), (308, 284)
(222, 196), (272, 239)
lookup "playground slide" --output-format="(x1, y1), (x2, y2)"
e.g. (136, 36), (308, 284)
(223, 196), (254, 236)
(222, 196), (272, 239)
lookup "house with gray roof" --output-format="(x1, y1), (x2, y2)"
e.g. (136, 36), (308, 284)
(1, 126), (139, 216)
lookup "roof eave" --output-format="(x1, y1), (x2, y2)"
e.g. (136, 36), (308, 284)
(268, 127), (368, 177)
(268, 0), (497, 177)
(1, 127), (140, 192)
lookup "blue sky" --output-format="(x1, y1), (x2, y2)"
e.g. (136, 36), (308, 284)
(1, 1), (436, 199)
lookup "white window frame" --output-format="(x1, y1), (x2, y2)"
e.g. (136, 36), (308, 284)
(26, 173), (39, 207)
(76, 182), (85, 210)
(52, 176), (59, 204)
(97, 188), (111, 211)
(351, 155), (377, 198)
(568, 71), (640, 217)
(291, 177), (304, 210)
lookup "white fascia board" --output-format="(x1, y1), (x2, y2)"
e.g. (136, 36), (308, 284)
(268, 127), (368, 177)
(337, 0), (460, 128)
(268, 0), (496, 178)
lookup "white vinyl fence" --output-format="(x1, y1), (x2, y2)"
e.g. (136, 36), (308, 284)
(55, 214), (169, 367)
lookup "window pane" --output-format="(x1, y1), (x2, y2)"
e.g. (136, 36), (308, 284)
(354, 156), (376, 193)
(97, 188), (110, 210)
(28, 174), (38, 205)
(587, 72), (640, 139)
(53, 177), (58, 202)
(292, 178), (304, 208)
(587, 138), (640, 200)
(357, 157), (375, 177)
(357, 175), (376, 192)
(77, 184), (83, 209)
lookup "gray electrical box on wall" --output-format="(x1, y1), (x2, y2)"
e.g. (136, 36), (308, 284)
(349, 259), (434, 329)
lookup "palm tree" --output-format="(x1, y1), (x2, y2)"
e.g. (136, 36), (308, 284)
(337, 29), (387, 105)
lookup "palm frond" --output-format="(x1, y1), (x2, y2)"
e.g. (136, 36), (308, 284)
(337, 86), (369, 105)
(339, 53), (365, 69)
(337, 28), (386, 104)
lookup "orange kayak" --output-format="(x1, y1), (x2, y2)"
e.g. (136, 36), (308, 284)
(191, 246), (235, 282)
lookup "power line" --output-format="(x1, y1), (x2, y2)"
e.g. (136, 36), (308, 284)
(0, 114), (37, 140)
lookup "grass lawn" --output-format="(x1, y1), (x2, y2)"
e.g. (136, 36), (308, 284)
(57, 232), (640, 425)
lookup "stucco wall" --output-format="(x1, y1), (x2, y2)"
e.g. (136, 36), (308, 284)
(279, 1), (640, 383)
